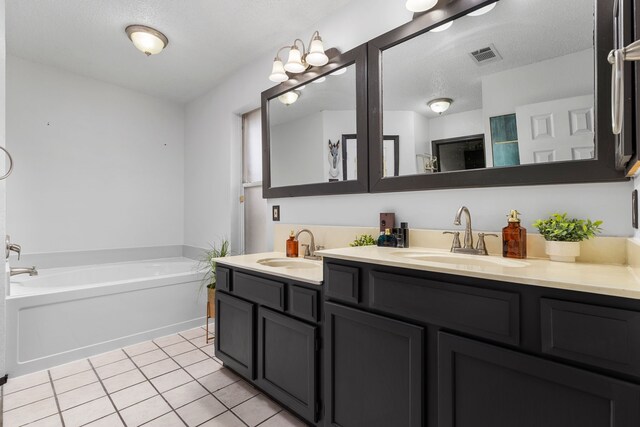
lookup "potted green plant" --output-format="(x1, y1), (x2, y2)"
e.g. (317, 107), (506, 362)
(349, 234), (377, 247)
(200, 239), (230, 317)
(533, 213), (602, 262)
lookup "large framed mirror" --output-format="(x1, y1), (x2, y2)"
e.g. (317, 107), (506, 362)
(368, 0), (628, 192)
(262, 44), (368, 198)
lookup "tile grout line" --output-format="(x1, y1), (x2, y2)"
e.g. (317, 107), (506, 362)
(121, 343), (189, 427)
(48, 370), (66, 427)
(86, 359), (127, 427)
(156, 335), (252, 427)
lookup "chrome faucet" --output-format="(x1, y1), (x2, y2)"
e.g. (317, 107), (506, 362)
(454, 206), (474, 250)
(10, 266), (38, 277)
(295, 229), (322, 260)
(444, 206), (498, 256)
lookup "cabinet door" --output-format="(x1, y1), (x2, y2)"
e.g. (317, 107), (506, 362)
(438, 332), (640, 427)
(257, 307), (318, 423)
(324, 302), (424, 427)
(215, 292), (255, 380)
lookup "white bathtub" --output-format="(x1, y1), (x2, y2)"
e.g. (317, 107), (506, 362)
(6, 257), (207, 376)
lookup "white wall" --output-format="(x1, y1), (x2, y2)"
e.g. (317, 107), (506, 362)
(183, 0), (633, 255)
(6, 56), (185, 253)
(429, 109), (484, 142)
(482, 49), (594, 166)
(271, 112), (324, 187)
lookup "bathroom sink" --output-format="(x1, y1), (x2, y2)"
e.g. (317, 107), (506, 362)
(390, 251), (528, 268)
(257, 258), (321, 269)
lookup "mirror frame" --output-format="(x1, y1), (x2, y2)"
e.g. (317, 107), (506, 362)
(262, 44), (368, 198)
(368, 0), (628, 193)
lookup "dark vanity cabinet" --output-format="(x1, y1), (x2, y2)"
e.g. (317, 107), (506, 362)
(323, 260), (640, 427)
(324, 302), (423, 427)
(214, 266), (322, 425)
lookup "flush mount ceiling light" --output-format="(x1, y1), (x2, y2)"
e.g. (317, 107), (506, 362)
(468, 2), (497, 16)
(405, 0), (438, 12)
(125, 25), (168, 56)
(278, 90), (301, 105)
(430, 21), (453, 32)
(269, 31), (329, 83)
(428, 97), (453, 114)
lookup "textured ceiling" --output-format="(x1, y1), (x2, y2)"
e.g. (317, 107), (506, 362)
(6, 0), (352, 103)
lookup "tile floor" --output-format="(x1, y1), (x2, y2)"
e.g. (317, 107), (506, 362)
(0, 327), (306, 427)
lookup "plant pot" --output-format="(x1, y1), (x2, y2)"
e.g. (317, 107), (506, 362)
(545, 241), (581, 263)
(208, 288), (216, 318)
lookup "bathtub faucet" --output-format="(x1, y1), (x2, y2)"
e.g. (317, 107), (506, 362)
(10, 266), (38, 277)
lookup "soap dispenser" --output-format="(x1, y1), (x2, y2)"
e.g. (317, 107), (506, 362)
(286, 230), (298, 258)
(502, 210), (527, 259)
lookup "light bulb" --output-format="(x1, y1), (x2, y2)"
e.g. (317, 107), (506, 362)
(428, 98), (452, 114)
(269, 58), (289, 83)
(429, 21), (453, 32)
(284, 46), (306, 73)
(306, 35), (329, 67)
(278, 90), (300, 105)
(468, 2), (496, 16)
(125, 25), (168, 56)
(405, 0), (438, 12)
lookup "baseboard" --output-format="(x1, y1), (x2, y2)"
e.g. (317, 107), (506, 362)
(0, 374), (7, 386)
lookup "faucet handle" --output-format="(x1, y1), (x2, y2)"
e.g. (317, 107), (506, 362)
(443, 231), (461, 251)
(476, 233), (499, 255)
(315, 245), (325, 251)
(300, 243), (311, 257)
(5, 235), (21, 260)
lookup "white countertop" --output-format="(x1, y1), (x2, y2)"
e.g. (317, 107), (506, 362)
(316, 246), (640, 300)
(215, 252), (323, 285)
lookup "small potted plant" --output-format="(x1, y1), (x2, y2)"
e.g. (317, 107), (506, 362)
(349, 234), (377, 247)
(200, 239), (231, 317)
(533, 213), (602, 262)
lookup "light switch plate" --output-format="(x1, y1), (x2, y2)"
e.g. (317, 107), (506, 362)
(272, 205), (281, 222)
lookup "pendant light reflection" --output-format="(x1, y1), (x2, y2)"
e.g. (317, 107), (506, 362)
(330, 67), (347, 76)
(468, 2), (497, 16)
(428, 98), (452, 114)
(405, 0), (438, 12)
(312, 76), (327, 84)
(430, 21), (453, 32)
(278, 90), (301, 106)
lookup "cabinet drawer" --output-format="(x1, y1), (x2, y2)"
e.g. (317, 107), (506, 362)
(233, 272), (285, 311)
(541, 299), (640, 376)
(216, 266), (231, 292)
(369, 271), (520, 345)
(288, 285), (319, 322)
(325, 263), (360, 304)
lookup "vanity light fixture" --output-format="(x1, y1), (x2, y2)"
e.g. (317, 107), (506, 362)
(125, 25), (168, 56)
(278, 90), (301, 106)
(428, 98), (453, 114)
(405, 0), (438, 13)
(468, 2), (497, 16)
(269, 31), (329, 83)
(430, 21), (453, 32)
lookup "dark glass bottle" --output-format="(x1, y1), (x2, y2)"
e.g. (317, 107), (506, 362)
(502, 210), (527, 259)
